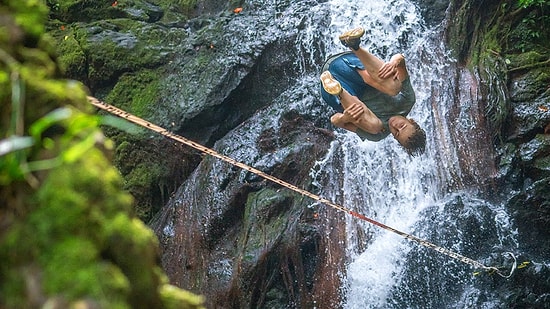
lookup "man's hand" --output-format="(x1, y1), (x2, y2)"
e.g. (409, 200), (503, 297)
(378, 54), (404, 79)
(343, 103), (364, 122)
(378, 62), (398, 79)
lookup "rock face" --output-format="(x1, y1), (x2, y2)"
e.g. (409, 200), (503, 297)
(48, 0), (549, 307)
(151, 106), (347, 307)
(445, 0), (550, 307)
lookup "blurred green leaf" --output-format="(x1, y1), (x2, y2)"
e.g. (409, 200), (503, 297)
(43, 137), (55, 150)
(62, 132), (97, 163)
(63, 112), (99, 139)
(0, 154), (26, 184)
(0, 136), (34, 156)
(25, 157), (62, 173)
(100, 115), (141, 134)
(29, 107), (72, 139)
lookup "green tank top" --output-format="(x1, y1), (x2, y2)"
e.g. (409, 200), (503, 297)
(356, 78), (416, 142)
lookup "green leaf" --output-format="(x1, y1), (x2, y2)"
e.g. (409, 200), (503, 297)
(100, 115), (141, 134)
(62, 132), (97, 163)
(29, 107), (72, 139)
(63, 112), (99, 139)
(25, 157), (63, 172)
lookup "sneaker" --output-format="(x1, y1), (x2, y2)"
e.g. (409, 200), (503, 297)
(320, 71), (342, 95)
(339, 27), (365, 50)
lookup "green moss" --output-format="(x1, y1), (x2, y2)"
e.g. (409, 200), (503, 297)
(41, 238), (130, 306)
(106, 69), (163, 118)
(47, 0), (121, 22)
(1, 1), (205, 307)
(1, 152), (133, 307)
(238, 188), (296, 265)
(462, 2), (548, 142)
(126, 162), (163, 188)
(160, 284), (206, 309)
(508, 51), (547, 66)
(124, 162), (165, 219)
(104, 214), (163, 307)
(149, 0), (198, 17)
(79, 20), (176, 88)
(112, 136), (189, 222)
(102, 67), (169, 220)
(55, 30), (87, 79)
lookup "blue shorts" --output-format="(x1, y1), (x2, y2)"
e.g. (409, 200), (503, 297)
(320, 52), (369, 113)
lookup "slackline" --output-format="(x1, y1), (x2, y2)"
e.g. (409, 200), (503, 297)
(87, 96), (515, 277)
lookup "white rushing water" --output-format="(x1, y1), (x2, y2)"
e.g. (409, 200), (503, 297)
(303, 0), (518, 308)
(313, 1), (441, 306)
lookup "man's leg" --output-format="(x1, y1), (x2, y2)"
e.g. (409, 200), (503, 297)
(339, 27), (402, 96)
(354, 48), (402, 95)
(338, 89), (383, 134)
(321, 71), (383, 134)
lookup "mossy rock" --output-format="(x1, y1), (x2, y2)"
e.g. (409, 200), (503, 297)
(506, 51), (549, 68)
(111, 135), (201, 222)
(1, 151), (134, 308)
(106, 69), (164, 119)
(507, 7), (550, 54)
(48, 0), (138, 23)
(54, 28), (88, 81)
(238, 188), (296, 267)
(1, 1), (205, 308)
(80, 21), (171, 88)
(48, 16), (186, 89)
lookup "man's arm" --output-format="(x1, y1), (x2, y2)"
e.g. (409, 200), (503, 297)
(331, 113), (360, 132)
(378, 53), (408, 82)
(330, 102), (384, 134)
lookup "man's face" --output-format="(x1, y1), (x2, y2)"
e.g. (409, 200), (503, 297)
(388, 116), (416, 146)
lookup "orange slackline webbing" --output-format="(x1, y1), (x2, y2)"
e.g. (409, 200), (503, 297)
(87, 96), (514, 276)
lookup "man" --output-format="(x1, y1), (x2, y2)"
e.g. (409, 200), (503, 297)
(320, 27), (426, 156)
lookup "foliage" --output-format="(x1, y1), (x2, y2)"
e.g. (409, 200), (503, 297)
(0, 1), (205, 308)
(515, 0), (550, 52)
(518, 0), (549, 7)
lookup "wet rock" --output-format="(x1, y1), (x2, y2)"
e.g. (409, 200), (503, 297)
(150, 89), (342, 307)
(411, 0), (450, 27)
(506, 69), (550, 141)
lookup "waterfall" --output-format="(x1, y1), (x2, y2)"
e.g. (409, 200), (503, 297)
(303, 0), (519, 307)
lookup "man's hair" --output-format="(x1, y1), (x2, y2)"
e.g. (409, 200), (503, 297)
(402, 119), (426, 156)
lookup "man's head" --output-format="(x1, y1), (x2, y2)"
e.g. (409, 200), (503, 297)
(388, 116), (426, 156)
